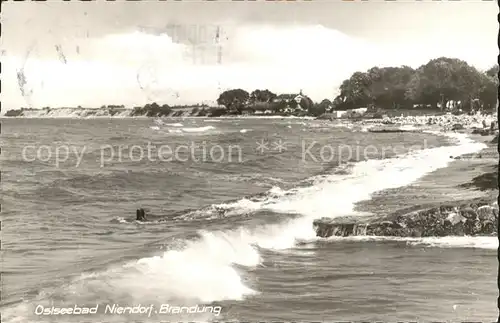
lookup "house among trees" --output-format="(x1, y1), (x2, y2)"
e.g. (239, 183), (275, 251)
(212, 59), (498, 118)
(215, 88), (315, 116)
(273, 91), (304, 105)
(271, 90), (310, 113)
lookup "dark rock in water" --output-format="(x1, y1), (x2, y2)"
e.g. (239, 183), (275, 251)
(451, 123), (464, 131)
(368, 128), (414, 133)
(452, 154), (484, 160)
(313, 200), (498, 238)
(133, 208), (186, 222)
(315, 113), (335, 121)
(460, 171), (498, 191)
(136, 208), (147, 221)
(491, 133), (499, 144)
(471, 128), (495, 136)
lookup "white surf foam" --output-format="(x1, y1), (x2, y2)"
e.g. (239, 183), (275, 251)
(12, 131), (487, 313)
(181, 126), (216, 133)
(2, 233), (257, 322)
(268, 186), (287, 197)
(115, 233), (260, 302)
(202, 131), (487, 251)
(119, 131), (488, 308)
(153, 118), (164, 126)
(216, 115), (314, 120)
(151, 120), (184, 130)
(325, 235), (498, 250)
(406, 236), (497, 249)
(398, 124), (419, 131)
(166, 132), (489, 264)
(252, 132), (483, 217)
(213, 198), (263, 214)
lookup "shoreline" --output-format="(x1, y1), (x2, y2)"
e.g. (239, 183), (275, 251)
(2, 111), (496, 128)
(6, 111), (498, 240)
(314, 129), (498, 239)
(0, 115), (317, 120)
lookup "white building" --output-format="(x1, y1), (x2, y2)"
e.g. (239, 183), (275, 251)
(351, 107), (368, 114)
(332, 110), (347, 118)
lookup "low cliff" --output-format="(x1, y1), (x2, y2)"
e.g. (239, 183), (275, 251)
(2, 105), (205, 118)
(3, 107), (132, 118)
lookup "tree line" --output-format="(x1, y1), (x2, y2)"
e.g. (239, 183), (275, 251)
(215, 89), (329, 117)
(5, 57), (497, 118)
(333, 57), (498, 112)
(216, 57), (498, 116)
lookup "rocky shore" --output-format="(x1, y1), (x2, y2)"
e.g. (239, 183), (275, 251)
(460, 168), (498, 191)
(314, 198), (498, 238)
(367, 127), (420, 133)
(373, 112), (498, 133)
(315, 113), (499, 239)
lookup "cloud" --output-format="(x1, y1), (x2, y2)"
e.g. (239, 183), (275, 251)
(1, 24), (496, 110)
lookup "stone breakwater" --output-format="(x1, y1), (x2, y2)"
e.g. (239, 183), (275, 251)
(380, 113), (497, 131)
(313, 200), (498, 238)
(354, 113), (499, 136)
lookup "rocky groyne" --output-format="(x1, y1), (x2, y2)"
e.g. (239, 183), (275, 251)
(459, 169), (498, 191)
(313, 122), (498, 241)
(375, 113), (498, 133)
(313, 199), (498, 238)
(368, 127), (420, 133)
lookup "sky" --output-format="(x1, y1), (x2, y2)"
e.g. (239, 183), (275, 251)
(1, 0), (498, 110)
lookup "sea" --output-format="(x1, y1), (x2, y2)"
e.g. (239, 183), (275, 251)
(0, 117), (498, 322)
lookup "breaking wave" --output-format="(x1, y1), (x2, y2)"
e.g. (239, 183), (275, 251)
(181, 126), (216, 133)
(3, 131), (488, 323)
(324, 235), (497, 250)
(94, 132), (486, 303)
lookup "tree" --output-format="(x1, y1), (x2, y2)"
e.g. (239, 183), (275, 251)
(479, 67), (499, 112)
(130, 102), (172, 117)
(298, 95), (314, 111)
(334, 71), (374, 110)
(190, 107), (200, 116)
(368, 66), (415, 109)
(216, 89), (249, 113)
(405, 57), (484, 110)
(333, 58), (493, 112)
(308, 99), (331, 116)
(249, 89), (277, 103)
(486, 64), (499, 79)
(333, 68), (397, 110)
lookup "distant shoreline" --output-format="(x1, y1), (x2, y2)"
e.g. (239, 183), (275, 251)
(2, 103), (481, 120)
(0, 115), (318, 120)
(2, 108), (490, 120)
